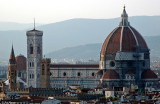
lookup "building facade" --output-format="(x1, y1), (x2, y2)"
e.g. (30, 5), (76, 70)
(50, 64), (99, 89)
(26, 28), (43, 88)
(0, 66), (7, 81)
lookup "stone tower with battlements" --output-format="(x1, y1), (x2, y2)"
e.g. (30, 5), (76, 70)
(40, 58), (51, 88)
(26, 27), (43, 88)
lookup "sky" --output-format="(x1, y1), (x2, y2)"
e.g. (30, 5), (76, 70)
(0, 0), (160, 24)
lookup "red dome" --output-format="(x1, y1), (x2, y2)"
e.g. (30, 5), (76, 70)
(141, 70), (157, 79)
(101, 70), (120, 79)
(100, 26), (148, 55)
(100, 7), (148, 60)
(16, 55), (26, 70)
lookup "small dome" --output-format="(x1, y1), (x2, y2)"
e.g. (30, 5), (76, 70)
(101, 70), (120, 79)
(16, 55), (26, 70)
(141, 70), (157, 79)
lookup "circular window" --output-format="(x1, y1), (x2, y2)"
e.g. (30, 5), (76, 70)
(63, 72), (66, 76)
(77, 72), (81, 76)
(110, 61), (115, 67)
(92, 72), (95, 76)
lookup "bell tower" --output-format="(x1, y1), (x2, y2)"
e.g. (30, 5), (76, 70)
(26, 23), (43, 88)
(40, 58), (51, 88)
(8, 45), (17, 91)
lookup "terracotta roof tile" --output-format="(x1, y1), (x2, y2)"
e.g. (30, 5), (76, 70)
(100, 27), (119, 56)
(141, 70), (157, 79)
(50, 64), (99, 68)
(106, 27), (122, 54)
(16, 55), (26, 70)
(122, 27), (136, 52)
(101, 70), (120, 79)
(130, 26), (148, 49)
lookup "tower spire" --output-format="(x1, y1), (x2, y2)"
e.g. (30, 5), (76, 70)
(119, 5), (129, 26)
(34, 18), (35, 30)
(8, 44), (17, 91)
(9, 44), (16, 64)
(123, 5), (125, 9)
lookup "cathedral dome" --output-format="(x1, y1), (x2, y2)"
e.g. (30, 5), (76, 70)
(141, 70), (157, 79)
(16, 54), (26, 70)
(100, 7), (148, 60)
(101, 70), (120, 79)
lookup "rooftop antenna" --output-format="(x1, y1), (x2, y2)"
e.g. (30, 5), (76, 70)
(34, 18), (35, 30)
(12, 42), (13, 49)
(12, 41), (14, 48)
(123, 4), (125, 9)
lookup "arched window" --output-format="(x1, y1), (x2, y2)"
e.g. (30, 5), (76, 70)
(30, 44), (33, 54)
(128, 76), (130, 79)
(30, 74), (32, 79)
(77, 72), (81, 77)
(32, 74), (34, 78)
(30, 62), (32, 67)
(42, 64), (45, 75)
(37, 44), (41, 54)
(32, 62), (34, 67)
(18, 72), (21, 77)
(92, 72), (95, 77)
(42, 69), (45, 75)
(63, 72), (66, 76)
(47, 69), (50, 75)
(126, 75), (128, 79)
(47, 64), (50, 74)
